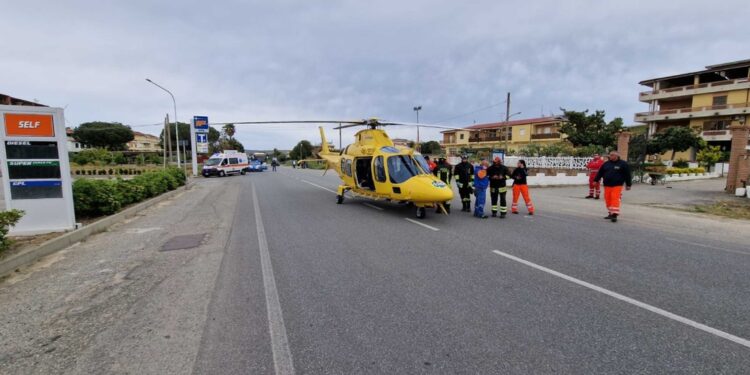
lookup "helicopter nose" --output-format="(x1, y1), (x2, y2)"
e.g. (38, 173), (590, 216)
(406, 176), (454, 203)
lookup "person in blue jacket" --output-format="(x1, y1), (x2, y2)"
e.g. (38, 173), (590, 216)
(473, 158), (490, 218)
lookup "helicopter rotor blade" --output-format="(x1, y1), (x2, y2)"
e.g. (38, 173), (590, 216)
(207, 120), (365, 126)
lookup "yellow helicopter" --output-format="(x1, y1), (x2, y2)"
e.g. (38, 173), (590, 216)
(222, 118), (457, 219)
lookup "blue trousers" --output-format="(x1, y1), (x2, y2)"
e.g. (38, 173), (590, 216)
(474, 187), (487, 217)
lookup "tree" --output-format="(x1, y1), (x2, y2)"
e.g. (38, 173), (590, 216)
(559, 109), (624, 149)
(222, 123), (236, 139)
(289, 140), (313, 160)
(648, 126), (704, 160)
(73, 122), (134, 150)
(696, 145), (723, 170)
(419, 140), (442, 155)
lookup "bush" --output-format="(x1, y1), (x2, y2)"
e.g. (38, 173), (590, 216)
(0, 209), (24, 252)
(673, 159), (689, 168)
(73, 167), (187, 218)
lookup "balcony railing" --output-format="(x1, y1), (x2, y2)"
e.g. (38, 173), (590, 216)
(640, 77), (750, 97)
(635, 103), (750, 118)
(531, 133), (562, 140)
(468, 136), (508, 143)
(701, 130), (728, 136)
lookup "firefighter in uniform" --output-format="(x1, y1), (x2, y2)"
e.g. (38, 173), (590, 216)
(487, 156), (511, 218)
(433, 157), (453, 213)
(586, 153), (604, 199)
(453, 155), (474, 212)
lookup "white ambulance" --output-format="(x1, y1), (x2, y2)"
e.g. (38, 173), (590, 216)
(201, 150), (249, 177)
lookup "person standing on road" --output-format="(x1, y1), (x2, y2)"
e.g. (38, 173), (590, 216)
(292, 160), (297, 169)
(433, 157), (453, 213)
(271, 157), (279, 172)
(487, 156), (511, 218)
(473, 158), (490, 218)
(594, 151), (632, 223)
(453, 155), (474, 212)
(511, 160), (535, 215)
(586, 153), (604, 199)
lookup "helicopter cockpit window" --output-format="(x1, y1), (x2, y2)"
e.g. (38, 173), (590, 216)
(374, 156), (386, 182)
(413, 154), (431, 174)
(387, 155), (419, 184)
(345, 159), (353, 177)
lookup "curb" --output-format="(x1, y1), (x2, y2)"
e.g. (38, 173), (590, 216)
(0, 182), (194, 278)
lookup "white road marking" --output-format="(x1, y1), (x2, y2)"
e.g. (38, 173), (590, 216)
(491, 249), (750, 349)
(665, 237), (750, 256)
(252, 184), (296, 375)
(404, 218), (440, 231)
(301, 179), (338, 194)
(362, 203), (384, 211)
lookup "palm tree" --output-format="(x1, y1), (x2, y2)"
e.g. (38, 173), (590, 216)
(222, 123), (236, 139)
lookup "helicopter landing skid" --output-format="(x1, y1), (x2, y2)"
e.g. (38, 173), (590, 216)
(336, 185), (350, 204)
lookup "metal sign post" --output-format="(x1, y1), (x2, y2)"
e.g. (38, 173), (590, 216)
(193, 116), (209, 172)
(0, 105), (75, 235)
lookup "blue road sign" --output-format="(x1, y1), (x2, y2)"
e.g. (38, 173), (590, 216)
(194, 116), (209, 132)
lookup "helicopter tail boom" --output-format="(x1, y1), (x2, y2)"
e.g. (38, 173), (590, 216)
(319, 127), (332, 155)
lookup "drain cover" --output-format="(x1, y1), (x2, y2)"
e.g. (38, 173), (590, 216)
(161, 233), (206, 251)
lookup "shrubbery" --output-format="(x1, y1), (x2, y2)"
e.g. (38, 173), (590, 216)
(0, 209), (24, 252)
(73, 167), (186, 217)
(665, 167), (706, 175)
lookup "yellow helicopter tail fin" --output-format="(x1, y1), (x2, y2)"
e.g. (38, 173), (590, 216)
(318, 126), (332, 155)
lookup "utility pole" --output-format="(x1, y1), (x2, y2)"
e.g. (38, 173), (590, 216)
(162, 114), (168, 167)
(413, 105), (422, 150)
(146, 78), (181, 168)
(339, 123), (342, 150)
(504, 92), (511, 152)
(165, 113), (172, 164)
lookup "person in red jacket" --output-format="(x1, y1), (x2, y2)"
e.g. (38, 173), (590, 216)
(586, 153), (604, 199)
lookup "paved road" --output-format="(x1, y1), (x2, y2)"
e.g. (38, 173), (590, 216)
(1, 167), (749, 374)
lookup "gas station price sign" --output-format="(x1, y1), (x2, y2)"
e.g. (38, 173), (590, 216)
(0, 106), (76, 235)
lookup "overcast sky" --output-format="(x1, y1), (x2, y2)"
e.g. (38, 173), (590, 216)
(2, 0), (748, 150)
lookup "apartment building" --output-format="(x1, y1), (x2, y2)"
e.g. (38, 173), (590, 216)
(636, 59), (750, 160)
(127, 131), (162, 152)
(441, 116), (566, 156)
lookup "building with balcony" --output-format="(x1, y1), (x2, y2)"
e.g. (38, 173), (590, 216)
(441, 116), (566, 156)
(636, 59), (750, 160)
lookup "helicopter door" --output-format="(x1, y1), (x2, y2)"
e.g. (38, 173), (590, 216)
(354, 157), (374, 190)
(372, 156), (389, 194)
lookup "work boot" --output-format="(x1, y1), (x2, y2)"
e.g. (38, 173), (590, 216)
(500, 212), (506, 219)
(595, 196), (600, 200)
(491, 212), (497, 217)
(585, 195), (594, 199)
(604, 214), (614, 220)
(445, 205), (451, 214)
(611, 214), (618, 223)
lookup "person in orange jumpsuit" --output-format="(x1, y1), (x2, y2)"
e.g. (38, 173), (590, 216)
(585, 153), (604, 199)
(594, 151), (632, 223)
(510, 160), (534, 215)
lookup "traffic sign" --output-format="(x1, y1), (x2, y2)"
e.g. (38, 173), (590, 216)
(194, 116), (209, 133)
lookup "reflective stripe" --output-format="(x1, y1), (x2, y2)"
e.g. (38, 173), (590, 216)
(499, 187), (507, 193)
(499, 206), (508, 213)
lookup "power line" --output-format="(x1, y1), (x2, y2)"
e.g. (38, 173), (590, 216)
(433, 101), (506, 124)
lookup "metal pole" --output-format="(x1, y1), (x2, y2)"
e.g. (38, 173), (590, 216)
(189, 117), (198, 176)
(163, 115), (167, 168)
(146, 78), (180, 167)
(504, 92), (510, 152)
(165, 113), (172, 163)
(338, 124), (342, 150)
(413, 105), (422, 150)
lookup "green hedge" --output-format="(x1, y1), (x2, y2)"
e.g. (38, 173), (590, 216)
(73, 167), (186, 217)
(0, 209), (24, 252)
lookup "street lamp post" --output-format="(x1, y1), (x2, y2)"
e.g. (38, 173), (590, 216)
(146, 78), (181, 168)
(413, 106), (422, 150)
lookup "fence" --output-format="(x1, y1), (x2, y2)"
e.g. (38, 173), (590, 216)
(505, 156), (592, 170)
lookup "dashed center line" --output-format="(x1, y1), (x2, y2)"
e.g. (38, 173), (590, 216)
(404, 218), (439, 231)
(362, 203), (384, 211)
(491, 249), (750, 350)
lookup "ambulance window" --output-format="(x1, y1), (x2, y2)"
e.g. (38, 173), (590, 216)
(221, 159), (228, 165)
(229, 158), (239, 164)
(205, 158), (221, 166)
(374, 156), (386, 182)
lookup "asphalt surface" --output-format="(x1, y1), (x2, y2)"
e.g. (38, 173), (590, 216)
(1, 167), (749, 374)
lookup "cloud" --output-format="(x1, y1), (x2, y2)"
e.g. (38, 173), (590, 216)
(1, 0), (748, 149)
